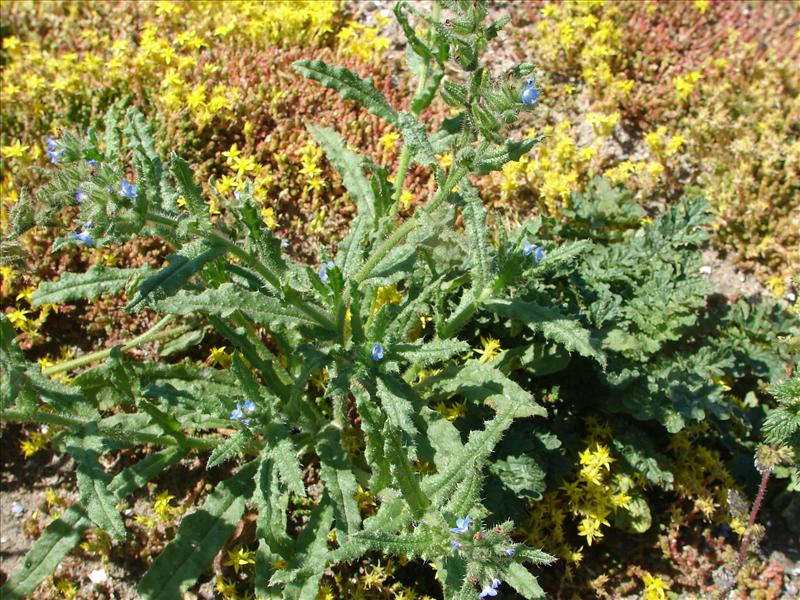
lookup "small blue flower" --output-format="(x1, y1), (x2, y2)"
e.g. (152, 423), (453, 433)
(521, 78), (540, 106)
(505, 547), (515, 557)
(280, 240), (289, 249)
(73, 231), (94, 246)
(230, 403), (244, 420)
(522, 239), (533, 257)
(85, 220), (93, 229)
(319, 260), (335, 283)
(87, 159), (98, 168)
(479, 585), (498, 598)
(74, 190), (86, 203)
(119, 179), (137, 200)
(451, 540), (461, 551)
(47, 149), (64, 164)
(450, 515), (470, 534)
(233, 190), (241, 200)
(243, 399), (256, 414)
(532, 245), (545, 264)
(370, 342), (384, 362)
(45, 136), (57, 151)
(492, 579), (501, 589)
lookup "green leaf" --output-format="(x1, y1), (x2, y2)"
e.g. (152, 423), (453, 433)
(66, 432), (127, 540)
(383, 420), (430, 518)
(127, 240), (225, 311)
(398, 111), (438, 170)
(376, 374), (420, 454)
(1, 448), (183, 600)
(353, 382), (392, 492)
(317, 426), (361, 534)
(391, 338), (470, 367)
(474, 137), (544, 175)
(207, 430), (251, 469)
(154, 283), (331, 337)
(422, 402), (516, 508)
(489, 454), (546, 500)
(270, 438), (306, 497)
(293, 60), (398, 127)
(485, 299), (606, 366)
(137, 461), (257, 600)
(501, 562), (546, 600)
(171, 153), (211, 225)
(31, 265), (150, 306)
(461, 181), (492, 292)
(308, 125), (375, 222)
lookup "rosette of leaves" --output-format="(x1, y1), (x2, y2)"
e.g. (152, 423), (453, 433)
(0, 1), (582, 598)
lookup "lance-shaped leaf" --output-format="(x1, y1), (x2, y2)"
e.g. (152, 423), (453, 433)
(460, 181), (492, 292)
(269, 501), (334, 599)
(270, 437), (306, 498)
(383, 420), (430, 518)
(308, 125), (375, 222)
(293, 59), (399, 127)
(171, 153), (211, 225)
(154, 283), (331, 337)
(31, 265), (151, 306)
(500, 562), (549, 600)
(376, 374), (420, 455)
(485, 299), (606, 366)
(317, 426), (361, 534)
(474, 137), (545, 175)
(353, 383), (392, 492)
(422, 402), (517, 508)
(137, 461), (257, 600)
(398, 111), (438, 170)
(333, 525), (436, 563)
(336, 214), (369, 281)
(207, 430), (251, 469)
(416, 360), (545, 418)
(391, 338), (470, 367)
(1, 448), (184, 600)
(127, 239), (225, 311)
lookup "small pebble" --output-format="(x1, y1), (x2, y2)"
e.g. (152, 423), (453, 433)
(11, 502), (24, 516)
(699, 266), (712, 275)
(89, 568), (108, 584)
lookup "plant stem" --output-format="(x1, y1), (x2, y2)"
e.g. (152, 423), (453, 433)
(42, 315), (188, 376)
(738, 465), (771, 563)
(0, 409), (216, 450)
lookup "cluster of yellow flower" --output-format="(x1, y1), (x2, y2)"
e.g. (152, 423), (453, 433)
(337, 13), (392, 64)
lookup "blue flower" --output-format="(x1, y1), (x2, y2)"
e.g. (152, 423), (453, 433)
(47, 148), (64, 164)
(243, 400), (256, 414)
(492, 579), (501, 589)
(370, 342), (384, 362)
(230, 404), (244, 420)
(280, 240), (289, 249)
(319, 260), (335, 283)
(451, 540), (461, 551)
(74, 190), (86, 203)
(87, 159), (98, 168)
(505, 547), (515, 557)
(44, 136), (57, 151)
(522, 239), (533, 257)
(120, 179), (137, 200)
(521, 78), (540, 106)
(479, 585), (498, 598)
(532, 245), (545, 264)
(450, 515), (470, 534)
(233, 190), (241, 200)
(73, 231), (94, 246)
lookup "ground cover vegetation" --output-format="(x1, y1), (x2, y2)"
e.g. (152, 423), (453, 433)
(0, 0), (798, 598)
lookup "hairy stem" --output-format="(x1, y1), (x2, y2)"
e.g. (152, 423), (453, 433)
(42, 315), (188, 376)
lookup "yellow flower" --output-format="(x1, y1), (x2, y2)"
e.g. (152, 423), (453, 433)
(231, 155), (257, 177)
(217, 174), (237, 195)
(224, 547), (256, 574)
(474, 336), (503, 363)
(379, 131), (400, 151)
(642, 573), (670, 600)
(665, 135), (686, 157)
(153, 490), (177, 521)
(693, 0), (709, 13)
(6, 308), (31, 328)
(673, 71), (703, 101)
(20, 431), (49, 458)
(577, 516), (605, 546)
(214, 577), (238, 599)
(400, 189), (414, 208)
(186, 84), (206, 110)
(1, 140), (30, 159)
(438, 152), (453, 168)
(208, 346), (232, 368)
(261, 207), (277, 228)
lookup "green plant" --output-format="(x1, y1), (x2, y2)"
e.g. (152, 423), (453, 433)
(1, 1), (560, 598)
